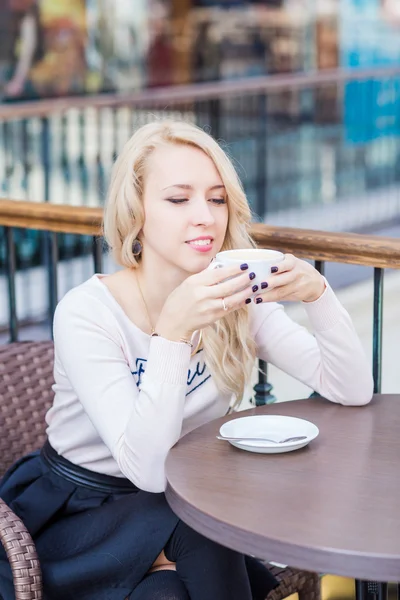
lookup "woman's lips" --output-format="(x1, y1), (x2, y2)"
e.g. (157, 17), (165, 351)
(186, 238), (214, 253)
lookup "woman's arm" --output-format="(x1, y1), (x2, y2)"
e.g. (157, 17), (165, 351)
(252, 284), (374, 405)
(53, 291), (191, 493)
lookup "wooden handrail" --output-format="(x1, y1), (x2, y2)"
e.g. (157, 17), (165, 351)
(252, 223), (400, 269)
(1, 66), (400, 121)
(2, 199), (400, 268)
(0, 199), (102, 235)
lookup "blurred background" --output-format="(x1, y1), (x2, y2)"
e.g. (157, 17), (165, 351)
(0, 0), (400, 398)
(1, 7), (399, 598)
(2, 0), (400, 216)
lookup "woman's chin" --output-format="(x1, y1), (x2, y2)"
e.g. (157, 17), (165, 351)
(181, 257), (214, 275)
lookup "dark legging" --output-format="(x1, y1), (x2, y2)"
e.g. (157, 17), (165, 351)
(128, 571), (189, 599)
(130, 520), (277, 600)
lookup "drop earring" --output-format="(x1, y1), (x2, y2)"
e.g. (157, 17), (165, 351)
(132, 239), (142, 256)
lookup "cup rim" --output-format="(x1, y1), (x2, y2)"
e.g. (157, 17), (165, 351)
(216, 248), (284, 260)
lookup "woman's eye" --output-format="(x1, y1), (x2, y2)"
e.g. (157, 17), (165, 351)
(166, 197), (226, 205)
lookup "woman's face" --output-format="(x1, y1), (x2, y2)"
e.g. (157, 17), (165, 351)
(140, 143), (229, 277)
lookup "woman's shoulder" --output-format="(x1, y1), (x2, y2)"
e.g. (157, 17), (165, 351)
(54, 275), (121, 326)
(53, 275), (147, 351)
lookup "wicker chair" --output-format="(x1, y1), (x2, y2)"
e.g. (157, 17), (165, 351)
(0, 341), (54, 600)
(0, 341), (320, 600)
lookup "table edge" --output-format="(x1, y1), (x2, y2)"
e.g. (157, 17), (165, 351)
(165, 482), (400, 582)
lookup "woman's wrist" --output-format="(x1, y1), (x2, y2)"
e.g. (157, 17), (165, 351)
(153, 318), (193, 344)
(302, 274), (327, 303)
(151, 331), (193, 348)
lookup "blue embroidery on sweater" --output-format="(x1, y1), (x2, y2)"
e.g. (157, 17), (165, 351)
(131, 351), (209, 396)
(187, 361), (206, 386)
(186, 375), (211, 396)
(132, 359), (147, 387)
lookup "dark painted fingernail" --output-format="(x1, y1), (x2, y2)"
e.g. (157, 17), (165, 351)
(240, 263), (249, 270)
(252, 285), (258, 293)
(255, 297), (263, 304)
(245, 298), (251, 304)
(271, 266), (278, 273)
(249, 272), (256, 280)
(261, 281), (268, 289)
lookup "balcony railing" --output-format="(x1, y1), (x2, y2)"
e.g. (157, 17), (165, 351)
(2, 198), (400, 405)
(1, 66), (400, 233)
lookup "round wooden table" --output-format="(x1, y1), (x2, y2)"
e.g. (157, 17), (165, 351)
(165, 394), (400, 582)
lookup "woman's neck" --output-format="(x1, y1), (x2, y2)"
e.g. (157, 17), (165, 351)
(133, 257), (188, 328)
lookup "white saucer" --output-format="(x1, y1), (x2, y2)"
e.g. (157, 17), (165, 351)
(219, 415), (319, 454)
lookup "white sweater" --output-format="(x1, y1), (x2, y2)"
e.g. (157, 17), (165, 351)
(47, 275), (373, 493)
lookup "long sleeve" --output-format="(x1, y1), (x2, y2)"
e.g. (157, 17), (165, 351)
(252, 284), (374, 405)
(52, 290), (191, 492)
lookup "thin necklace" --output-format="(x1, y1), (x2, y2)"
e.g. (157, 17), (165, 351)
(136, 272), (156, 335)
(135, 272), (202, 358)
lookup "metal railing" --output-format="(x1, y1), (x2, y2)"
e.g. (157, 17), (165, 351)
(2, 198), (400, 399)
(1, 66), (400, 235)
(1, 198), (400, 599)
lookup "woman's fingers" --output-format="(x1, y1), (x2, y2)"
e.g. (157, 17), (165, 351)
(272, 253), (296, 274)
(253, 281), (298, 304)
(214, 284), (254, 313)
(198, 262), (250, 286)
(252, 260), (299, 303)
(261, 268), (297, 292)
(207, 271), (254, 299)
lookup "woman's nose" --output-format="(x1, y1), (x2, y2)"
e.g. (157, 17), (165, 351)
(192, 199), (215, 226)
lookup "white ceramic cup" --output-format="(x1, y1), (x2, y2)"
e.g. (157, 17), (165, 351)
(212, 248), (284, 289)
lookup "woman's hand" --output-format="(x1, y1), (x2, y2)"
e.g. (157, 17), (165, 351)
(155, 264), (255, 341)
(253, 254), (326, 305)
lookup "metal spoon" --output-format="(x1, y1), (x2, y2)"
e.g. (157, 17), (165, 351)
(216, 435), (308, 444)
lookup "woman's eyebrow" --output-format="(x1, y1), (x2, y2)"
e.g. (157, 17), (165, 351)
(162, 184), (226, 191)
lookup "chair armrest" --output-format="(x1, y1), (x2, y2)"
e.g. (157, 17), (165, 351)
(0, 497), (43, 599)
(266, 564), (320, 600)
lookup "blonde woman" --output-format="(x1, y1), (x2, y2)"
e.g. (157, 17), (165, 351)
(0, 121), (373, 600)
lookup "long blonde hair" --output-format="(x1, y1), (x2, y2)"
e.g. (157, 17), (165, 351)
(103, 120), (257, 401)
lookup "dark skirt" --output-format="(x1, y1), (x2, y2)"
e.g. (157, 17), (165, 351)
(0, 442), (179, 600)
(0, 443), (278, 600)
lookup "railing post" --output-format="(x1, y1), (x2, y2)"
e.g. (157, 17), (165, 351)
(112, 108), (119, 162)
(307, 260), (327, 399)
(254, 359), (276, 405)
(21, 119), (30, 195)
(78, 109), (89, 202)
(372, 267), (384, 393)
(256, 92), (268, 220)
(5, 227), (18, 342)
(46, 232), (58, 336)
(60, 112), (70, 184)
(2, 121), (13, 195)
(92, 236), (104, 273)
(96, 109), (105, 196)
(314, 260), (325, 277)
(41, 117), (51, 203)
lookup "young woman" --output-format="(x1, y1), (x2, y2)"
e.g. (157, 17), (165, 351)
(0, 120), (373, 600)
